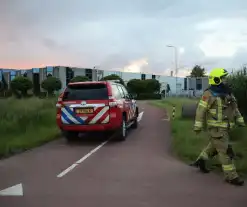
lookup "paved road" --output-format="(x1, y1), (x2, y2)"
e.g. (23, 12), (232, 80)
(0, 102), (246, 207)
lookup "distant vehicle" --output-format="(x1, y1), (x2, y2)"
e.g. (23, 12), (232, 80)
(56, 80), (139, 141)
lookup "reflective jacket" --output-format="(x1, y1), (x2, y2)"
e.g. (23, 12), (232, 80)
(194, 89), (245, 131)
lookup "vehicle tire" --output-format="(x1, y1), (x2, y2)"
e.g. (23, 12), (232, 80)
(131, 110), (139, 129)
(63, 131), (79, 142)
(116, 116), (127, 141)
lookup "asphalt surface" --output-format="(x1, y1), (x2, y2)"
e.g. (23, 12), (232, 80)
(0, 101), (246, 207)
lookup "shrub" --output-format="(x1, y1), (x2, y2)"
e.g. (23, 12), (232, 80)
(101, 74), (125, 85)
(227, 72), (247, 118)
(41, 77), (62, 97)
(70, 76), (89, 83)
(10, 76), (33, 97)
(127, 79), (161, 96)
(127, 79), (146, 95)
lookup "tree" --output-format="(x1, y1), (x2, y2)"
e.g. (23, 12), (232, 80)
(101, 74), (125, 85)
(190, 65), (206, 77)
(10, 76), (33, 97)
(145, 79), (161, 93)
(41, 77), (62, 97)
(70, 76), (89, 83)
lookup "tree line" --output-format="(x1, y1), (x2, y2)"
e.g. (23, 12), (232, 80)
(1, 65), (246, 116)
(0, 73), (166, 100)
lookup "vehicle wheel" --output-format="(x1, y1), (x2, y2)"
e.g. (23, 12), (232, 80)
(116, 116), (127, 141)
(131, 111), (139, 129)
(63, 131), (79, 142)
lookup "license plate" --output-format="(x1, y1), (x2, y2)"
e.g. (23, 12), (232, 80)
(75, 108), (94, 114)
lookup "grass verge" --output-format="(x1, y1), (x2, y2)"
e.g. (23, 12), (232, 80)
(0, 97), (60, 158)
(150, 98), (247, 177)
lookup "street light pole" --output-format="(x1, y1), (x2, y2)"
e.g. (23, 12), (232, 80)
(167, 45), (178, 96)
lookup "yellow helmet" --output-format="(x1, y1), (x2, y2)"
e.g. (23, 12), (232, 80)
(208, 68), (229, 85)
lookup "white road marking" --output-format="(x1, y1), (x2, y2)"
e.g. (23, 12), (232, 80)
(161, 115), (170, 121)
(57, 111), (144, 178)
(137, 111), (144, 122)
(162, 118), (170, 121)
(57, 140), (108, 178)
(0, 183), (23, 196)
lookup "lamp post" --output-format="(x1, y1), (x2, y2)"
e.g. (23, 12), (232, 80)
(167, 45), (178, 95)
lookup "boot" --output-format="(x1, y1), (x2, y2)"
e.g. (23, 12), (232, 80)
(190, 159), (200, 167)
(190, 158), (210, 173)
(225, 177), (244, 186)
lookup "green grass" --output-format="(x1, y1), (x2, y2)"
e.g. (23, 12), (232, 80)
(0, 97), (60, 158)
(150, 98), (247, 177)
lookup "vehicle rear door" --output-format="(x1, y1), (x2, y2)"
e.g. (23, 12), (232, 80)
(61, 83), (110, 125)
(118, 85), (134, 122)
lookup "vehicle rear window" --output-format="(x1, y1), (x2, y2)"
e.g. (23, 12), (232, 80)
(63, 83), (108, 101)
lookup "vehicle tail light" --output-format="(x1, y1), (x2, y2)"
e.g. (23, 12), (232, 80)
(109, 101), (118, 107)
(109, 96), (118, 108)
(56, 103), (64, 108)
(56, 93), (64, 110)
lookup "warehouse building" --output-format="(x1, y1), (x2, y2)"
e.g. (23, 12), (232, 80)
(0, 66), (102, 93)
(1, 66), (190, 95)
(183, 77), (209, 97)
(184, 77), (209, 91)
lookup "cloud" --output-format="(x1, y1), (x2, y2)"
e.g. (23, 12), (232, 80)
(1, 0), (247, 75)
(196, 18), (247, 58)
(123, 58), (149, 73)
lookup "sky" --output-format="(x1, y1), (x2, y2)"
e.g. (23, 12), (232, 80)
(1, 0), (247, 77)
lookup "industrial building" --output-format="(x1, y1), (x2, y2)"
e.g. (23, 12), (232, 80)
(0, 66), (102, 94)
(184, 77), (209, 91)
(0, 66), (208, 95)
(182, 77), (209, 97)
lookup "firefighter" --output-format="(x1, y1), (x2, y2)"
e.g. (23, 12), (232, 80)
(191, 68), (245, 186)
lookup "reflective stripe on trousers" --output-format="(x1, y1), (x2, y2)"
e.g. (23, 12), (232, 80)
(195, 121), (203, 128)
(222, 164), (236, 171)
(222, 164), (238, 180)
